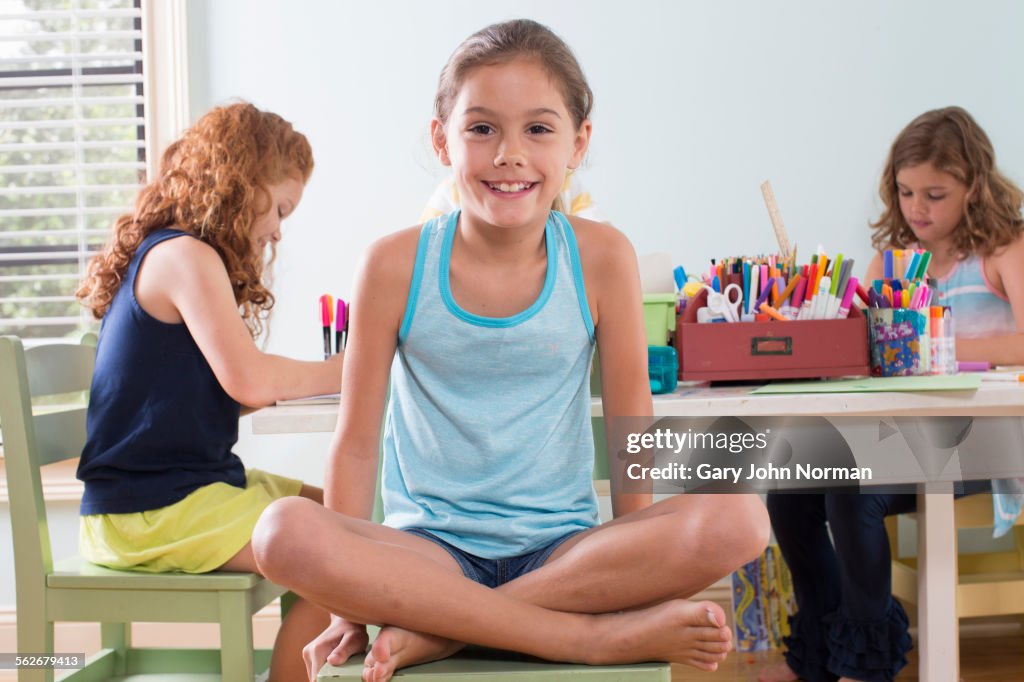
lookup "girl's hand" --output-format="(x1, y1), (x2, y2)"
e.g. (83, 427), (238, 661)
(325, 351), (344, 388)
(303, 615), (369, 681)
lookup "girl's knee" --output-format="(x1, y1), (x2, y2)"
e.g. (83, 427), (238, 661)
(732, 494), (771, 561)
(251, 496), (321, 577)
(698, 495), (770, 567)
(678, 495), (770, 572)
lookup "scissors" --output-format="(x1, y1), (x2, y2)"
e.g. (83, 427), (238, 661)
(702, 283), (743, 323)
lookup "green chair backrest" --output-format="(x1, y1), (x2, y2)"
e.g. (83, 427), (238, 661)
(0, 335), (95, 594)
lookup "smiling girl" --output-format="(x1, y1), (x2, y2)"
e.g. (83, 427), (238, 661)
(250, 19), (769, 682)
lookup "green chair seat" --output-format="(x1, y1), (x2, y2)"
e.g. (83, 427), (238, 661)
(320, 646), (670, 681)
(50, 556), (265, 590)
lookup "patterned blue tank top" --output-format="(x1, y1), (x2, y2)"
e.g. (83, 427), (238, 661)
(934, 254), (1016, 338)
(382, 210), (599, 558)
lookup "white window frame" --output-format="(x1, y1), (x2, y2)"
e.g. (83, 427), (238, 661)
(141, 0), (189, 179)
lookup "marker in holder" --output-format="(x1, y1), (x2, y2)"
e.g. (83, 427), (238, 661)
(929, 306), (957, 375)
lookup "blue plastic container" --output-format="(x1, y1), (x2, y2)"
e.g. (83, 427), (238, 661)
(648, 345), (678, 394)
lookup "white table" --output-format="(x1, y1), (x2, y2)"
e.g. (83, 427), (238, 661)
(251, 380), (1024, 682)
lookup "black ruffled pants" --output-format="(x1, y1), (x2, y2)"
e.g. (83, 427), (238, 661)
(767, 492), (924, 682)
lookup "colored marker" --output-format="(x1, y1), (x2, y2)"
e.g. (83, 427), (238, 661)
(787, 275), (808, 319)
(673, 265), (687, 291)
(836, 276), (858, 319)
(916, 251), (932, 280)
(904, 251), (919, 282)
(319, 295), (332, 359)
(754, 277), (775, 312)
(335, 299), (347, 353)
(759, 302), (790, 322)
(829, 254), (843, 296)
(957, 361), (991, 372)
(812, 276), (831, 319)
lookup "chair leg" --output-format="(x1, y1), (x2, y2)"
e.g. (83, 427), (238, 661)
(1013, 526), (1024, 569)
(219, 592), (256, 682)
(15, 617), (54, 682)
(280, 590), (298, 620)
(99, 622), (130, 675)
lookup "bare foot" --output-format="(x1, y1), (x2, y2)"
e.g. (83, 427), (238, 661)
(362, 625), (463, 682)
(759, 660), (800, 681)
(592, 600), (732, 671)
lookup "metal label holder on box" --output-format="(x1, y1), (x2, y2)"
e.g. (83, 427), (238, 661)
(676, 307), (870, 382)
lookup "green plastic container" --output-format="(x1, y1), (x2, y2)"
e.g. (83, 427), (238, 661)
(643, 293), (678, 347)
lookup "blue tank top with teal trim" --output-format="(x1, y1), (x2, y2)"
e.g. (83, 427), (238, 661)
(383, 210), (599, 558)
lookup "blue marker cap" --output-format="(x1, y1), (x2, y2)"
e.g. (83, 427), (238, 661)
(673, 266), (686, 291)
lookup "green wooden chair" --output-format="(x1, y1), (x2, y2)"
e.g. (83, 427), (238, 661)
(318, 415), (671, 681)
(0, 335), (286, 682)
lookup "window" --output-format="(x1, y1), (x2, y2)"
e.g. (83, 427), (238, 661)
(0, 0), (146, 343)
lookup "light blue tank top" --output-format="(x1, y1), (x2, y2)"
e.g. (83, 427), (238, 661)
(383, 210), (599, 558)
(934, 254), (1016, 339)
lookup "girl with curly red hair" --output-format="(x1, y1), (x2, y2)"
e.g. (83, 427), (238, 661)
(76, 102), (339, 680)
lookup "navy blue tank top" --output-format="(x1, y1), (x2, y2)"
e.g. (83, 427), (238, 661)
(77, 228), (245, 515)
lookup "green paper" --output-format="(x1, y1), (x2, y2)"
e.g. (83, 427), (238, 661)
(750, 374), (982, 394)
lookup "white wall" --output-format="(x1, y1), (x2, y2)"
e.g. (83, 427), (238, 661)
(185, 0), (1024, 474)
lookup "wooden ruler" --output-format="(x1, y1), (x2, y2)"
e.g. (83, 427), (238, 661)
(760, 180), (792, 261)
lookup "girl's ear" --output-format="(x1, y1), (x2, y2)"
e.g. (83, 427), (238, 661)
(567, 119), (592, 170)
(430, 119), (451, 167)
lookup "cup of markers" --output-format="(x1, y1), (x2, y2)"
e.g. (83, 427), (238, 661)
(318, 294), (348, 359)
(866, 248), (955, 376)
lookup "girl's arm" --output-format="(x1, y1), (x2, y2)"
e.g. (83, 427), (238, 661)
(575, 218), (653, 518)
(141, 237), (342, 407)
(323, 228), (420, 517)
(959, 236), (1024, 365)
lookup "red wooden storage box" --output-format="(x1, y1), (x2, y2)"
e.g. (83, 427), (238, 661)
(675, 307), (870, 382)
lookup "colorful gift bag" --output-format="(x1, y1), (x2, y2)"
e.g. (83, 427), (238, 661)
(732, 545), (796, 651)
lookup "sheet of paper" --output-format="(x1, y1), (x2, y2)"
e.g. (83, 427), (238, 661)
(274, 393), (340, 405)
(750, 375), (981, 394)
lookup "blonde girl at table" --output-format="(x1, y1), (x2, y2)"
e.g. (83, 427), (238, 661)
(76, 103), (342, 681)
(251, 18), (770, 682)
(762, 106), (1024, 682)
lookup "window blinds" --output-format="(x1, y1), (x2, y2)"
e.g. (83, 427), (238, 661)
(0, 0), (145, 342)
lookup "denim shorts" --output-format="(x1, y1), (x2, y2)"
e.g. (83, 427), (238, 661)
(404, 528), (582, 589)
